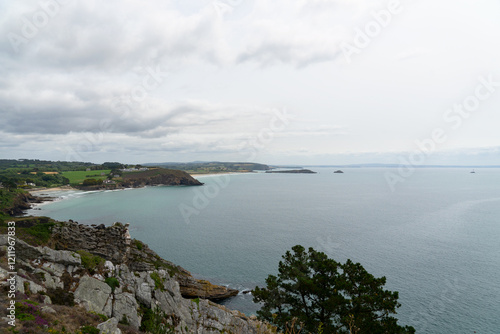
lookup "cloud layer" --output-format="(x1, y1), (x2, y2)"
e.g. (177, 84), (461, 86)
(1, 0), (500, 164)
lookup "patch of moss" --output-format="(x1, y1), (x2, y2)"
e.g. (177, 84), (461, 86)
(134, 239), (144, 250)
(150, 272), (164, 291)
(77, 250), (105, 274)
(80, 325), (100, 334)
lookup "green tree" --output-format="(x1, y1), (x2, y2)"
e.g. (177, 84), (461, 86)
(253, 245), (415, 334)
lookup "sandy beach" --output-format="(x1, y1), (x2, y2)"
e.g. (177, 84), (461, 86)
(28, 185), (76, 195)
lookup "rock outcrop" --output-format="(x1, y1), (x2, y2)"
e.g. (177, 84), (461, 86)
(49, 221), (238, 301)
(119, 168), (203, 188)
(0, 229), (275, 333)
(1, 191), (45, 216)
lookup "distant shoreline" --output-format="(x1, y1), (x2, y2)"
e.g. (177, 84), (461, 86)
(28, 185), (76, 195)
(24, 172), (249, 214)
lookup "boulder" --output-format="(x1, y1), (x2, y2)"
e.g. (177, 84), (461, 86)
(97, 317), (122, 334)
(40, 246), (81, 266)
(74, 276), (112, 317)
(113, 292), (141, 329)
(41, 306), (56, 314)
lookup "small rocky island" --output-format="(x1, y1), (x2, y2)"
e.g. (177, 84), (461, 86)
(266, 169), (317, 174)
(334, 170), (344, 173)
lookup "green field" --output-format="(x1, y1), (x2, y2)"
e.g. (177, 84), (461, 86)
(62, 170), (111, 184)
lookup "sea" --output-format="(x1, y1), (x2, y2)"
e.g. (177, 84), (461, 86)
(26, 168), (500, 334)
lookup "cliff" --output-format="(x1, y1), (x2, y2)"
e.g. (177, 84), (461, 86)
(0, 190), (45, 217)
(120, 169), (203, 188)
(0, 219), (275, 333)
(49, 221), (237, 301)
(76, 168), (203, 190)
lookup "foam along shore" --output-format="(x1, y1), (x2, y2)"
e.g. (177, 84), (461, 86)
(28, 185), (76, 195)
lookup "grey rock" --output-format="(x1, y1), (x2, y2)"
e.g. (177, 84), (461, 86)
(0, 267), (8, 281)
(16, 276), (46, 294)
(135, 281), (152, 307)
(112, 292), (141, 329)
(97, 317), (122, 334)
(43, 295), (52, 305)
(41, 305), (56, 314)
(40, 246), (81, 266)
(34, 268), (63, 290)
(74, 276), (112, 317)
(42, 262), (66, 277)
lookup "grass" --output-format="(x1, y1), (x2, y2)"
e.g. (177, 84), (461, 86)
(77, 250), (105, 274)
(0, 216), (56, 246)
(150, 272), (164, 291)
(61, 170), (111, 184)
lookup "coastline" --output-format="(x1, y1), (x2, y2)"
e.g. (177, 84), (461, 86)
(23, 172), (251, 214)
(28, 185), (76, 195)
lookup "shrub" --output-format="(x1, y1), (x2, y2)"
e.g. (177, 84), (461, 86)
(105, 277), (120, 293)
(47, 288), (75, 306)
(134, 239), (144, 250)
(150, 272), (164, 291)
(77, 250), (105, 274)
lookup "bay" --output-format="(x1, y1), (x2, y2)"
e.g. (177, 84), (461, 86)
(27, 168), (500, 333)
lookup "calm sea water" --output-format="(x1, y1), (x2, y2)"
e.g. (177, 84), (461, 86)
(28, 168), (500, 333)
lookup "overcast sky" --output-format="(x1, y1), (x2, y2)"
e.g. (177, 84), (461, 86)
(1, 0), (500, 165)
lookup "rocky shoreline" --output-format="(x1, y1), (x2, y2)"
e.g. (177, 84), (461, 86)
(0, 219), (275, 333)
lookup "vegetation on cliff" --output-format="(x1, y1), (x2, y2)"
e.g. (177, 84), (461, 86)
(0, 188), (43, 222)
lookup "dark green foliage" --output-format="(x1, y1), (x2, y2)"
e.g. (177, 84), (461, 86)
(47, 287), (75, 306)
(140, 307), (175, 334)
(105, 277), (120, 293)
(82, 178), (104, 186)
(120, 314), (129, 325)
(134, 239), (144, 250)
(253, 245), (415, 334)
(80, 325), (100, 334)
(24, 221), (55, 244)
(150, 272), (164, 291)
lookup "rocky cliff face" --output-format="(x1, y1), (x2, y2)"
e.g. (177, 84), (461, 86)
(2, 192), (44, 216)
(50, 221), (238, 301)
(0, 224), (275, 333)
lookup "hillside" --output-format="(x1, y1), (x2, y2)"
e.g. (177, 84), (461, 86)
(0, 218), (276, 333)
(144, 162), (270, 174)
(120, 168), (203, 187)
